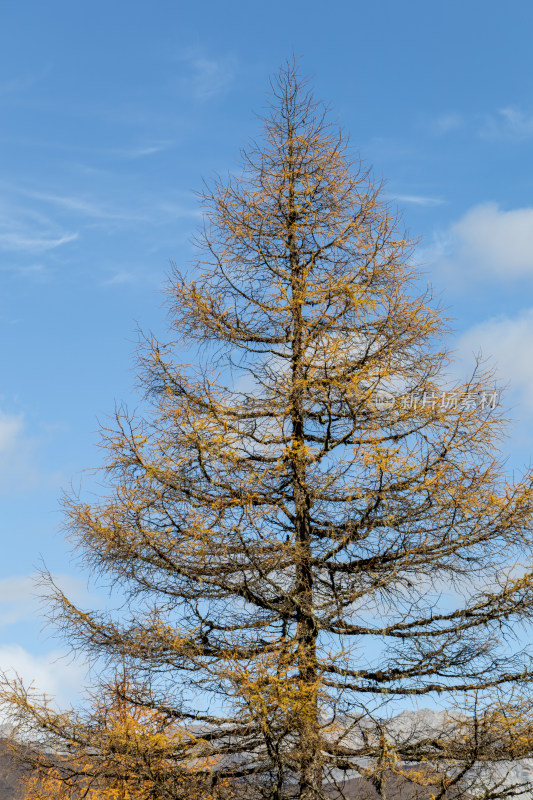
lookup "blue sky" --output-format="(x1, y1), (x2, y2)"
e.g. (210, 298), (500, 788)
(2, 0), (533, 703)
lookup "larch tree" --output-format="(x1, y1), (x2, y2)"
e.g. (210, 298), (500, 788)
(4, 63), (533, 800)
(10, 669), (230, 800)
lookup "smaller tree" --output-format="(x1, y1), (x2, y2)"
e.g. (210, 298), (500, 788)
(7, 670), (231, 800)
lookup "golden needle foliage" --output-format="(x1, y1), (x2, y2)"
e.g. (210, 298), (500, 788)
(12, 670), (231, 800)
(4, 63), (533, 800)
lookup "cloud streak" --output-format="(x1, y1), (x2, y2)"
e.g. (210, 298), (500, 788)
(0, 231), (77, 252)
(0, 194), (78, 256)
(0, 182), (200, 273)
(177, 49), (236, 101)
(21, 188), (145, 222)
(391, 193), (445, 207)
(430, 112), (464, 135)
(112, 142), (174, 159)
(481, 107), (533, 141)
(10, 185), (200, 228)
(429, 106), (533, 142)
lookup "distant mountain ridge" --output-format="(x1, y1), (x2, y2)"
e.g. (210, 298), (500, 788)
(1, 710), (533, 800)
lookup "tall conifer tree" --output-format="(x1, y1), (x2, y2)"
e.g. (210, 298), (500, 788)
(5, 64), (533, 800)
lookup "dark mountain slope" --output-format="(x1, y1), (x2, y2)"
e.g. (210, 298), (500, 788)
(0, 738), (24, 800)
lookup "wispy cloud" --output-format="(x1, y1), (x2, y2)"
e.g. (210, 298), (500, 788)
(0, 410), (25, 453)
(0, 231), (77, 252)
(0, 179), (199, 278)
(0, 196), (78, 255)
(390, 193), (445, 207)
(111, 142), (174, 160)
(430, 112), (464, 135)
(14, 187), (200, 227)
(428, 106), (533, 142)
(0, 408), (63, 494)
(101, 270), (136, 287)
(0, 573), (102, 628)
(480, 107), (533, 141)
(16, 263), (49, 282)
(21, 188), (144, 222)
(178, 49), (236, 101)
(156, 201), (202, 220)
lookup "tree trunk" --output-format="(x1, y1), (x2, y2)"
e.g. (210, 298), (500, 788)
(288, 145), (322, 799)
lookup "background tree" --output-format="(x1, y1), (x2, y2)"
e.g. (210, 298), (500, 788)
(8, 669), (230, 800)
(4, 63), (533, 800)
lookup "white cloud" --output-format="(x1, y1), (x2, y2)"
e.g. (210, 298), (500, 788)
(453, 203), (533, 276)
(0, 574), (105, 712)
(456, 308), (533, 412)
(0, 645), (86, 709)
(0, 576), (106, 715)
(425, 203), (533, 284)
